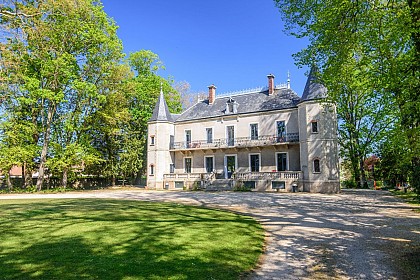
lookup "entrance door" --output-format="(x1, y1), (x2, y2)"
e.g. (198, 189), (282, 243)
(225, 155), (236, 178)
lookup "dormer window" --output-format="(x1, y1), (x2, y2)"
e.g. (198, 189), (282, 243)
(225, 97), (238, 114)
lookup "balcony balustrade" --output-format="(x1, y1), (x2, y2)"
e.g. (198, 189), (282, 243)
(170, 133), (299, 151)
(163, 171), (302, 181)
(233, 171), (302, 180)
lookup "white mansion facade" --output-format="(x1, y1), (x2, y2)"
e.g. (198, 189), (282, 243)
(147, 69), (340, 193)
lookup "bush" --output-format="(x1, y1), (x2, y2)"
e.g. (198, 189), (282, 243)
(341, 179), (357, 189)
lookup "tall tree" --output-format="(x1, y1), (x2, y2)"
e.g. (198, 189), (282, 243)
(0, 0), (126, 190)
(274, 0), (420, 192)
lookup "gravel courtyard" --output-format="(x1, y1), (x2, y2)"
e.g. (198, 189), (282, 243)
(1, 189), (419, 280)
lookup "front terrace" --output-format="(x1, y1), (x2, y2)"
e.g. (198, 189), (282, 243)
(170, 133), (299, 151)
(163, 171), (303, 192)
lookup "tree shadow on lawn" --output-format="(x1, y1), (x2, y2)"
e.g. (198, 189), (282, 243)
(0, 200), (264, 280)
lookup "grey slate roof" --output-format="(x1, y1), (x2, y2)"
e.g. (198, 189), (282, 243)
(149, 89), (174, 122)
(301, 67), (327, 101)
(175, 88), (301, 122)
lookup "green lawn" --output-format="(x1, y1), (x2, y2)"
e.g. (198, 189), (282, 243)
(0, 199), (264, 280)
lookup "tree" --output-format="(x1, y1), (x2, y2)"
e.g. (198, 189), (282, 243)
(274, 0), (420, 193)
(123, 50), (182, 183)
(0, 0), (127, 190)
(174, 81), (207, 109)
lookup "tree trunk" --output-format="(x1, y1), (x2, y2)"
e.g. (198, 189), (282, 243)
(24, 163), (33, 188)
(36, 106), (55, 191)
(62, 167), (68, 188)
(6, 171), (12, 190)
(111, 176), (116, 186)
(359, 158), (367, 188)
(21, 165), (25, 188)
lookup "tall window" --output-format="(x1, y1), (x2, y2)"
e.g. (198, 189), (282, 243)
(150, 164), (154, 175)
(250, 124), (258, 140)
(313, 159), (321, 173)
(227, 126), (235, 146)
(185, 130), (191, 148)
(206, 128), (213, 143)
(150, 136), (155, 145)
(276, 153), (287, 171)
(276, 121), (286, 142)
(311, 121), (318, 133)
(205, 156), (214, 173)
(184, 158), (192, 173)
(170, 164), (175, 173)
(250, 154), (260, 172)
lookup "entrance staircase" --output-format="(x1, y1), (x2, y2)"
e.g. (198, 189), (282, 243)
(203, 179), (234, 191)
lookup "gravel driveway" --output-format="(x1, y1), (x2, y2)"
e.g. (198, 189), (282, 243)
(1, 189), (419, 280)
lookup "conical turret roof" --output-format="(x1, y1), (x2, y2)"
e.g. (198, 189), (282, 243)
(301, 66), (327, 101)
(149, 88), (174, 122)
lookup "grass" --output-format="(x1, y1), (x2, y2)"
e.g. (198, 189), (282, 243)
(389, 189), (420, 209)
(0, 199), (265, 280)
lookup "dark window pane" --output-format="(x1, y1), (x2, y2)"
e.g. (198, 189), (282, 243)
(314, 159), (320, 173)
(312, 122), (318, 133)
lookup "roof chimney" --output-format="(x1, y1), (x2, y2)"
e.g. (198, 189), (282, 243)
(267, 74), (275, 95)
(208, 84), (216, 104)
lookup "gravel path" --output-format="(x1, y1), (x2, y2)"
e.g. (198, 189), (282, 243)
(1, 189), (419, 280)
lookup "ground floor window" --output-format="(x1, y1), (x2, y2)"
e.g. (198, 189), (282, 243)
(184, 158), (192, 173)
(150, 164), (154, 175)
(205, 156), (214, 173)
(276, 153), (287, 171)
(249, 154), (260, 172)
(272, 181), (286, 189)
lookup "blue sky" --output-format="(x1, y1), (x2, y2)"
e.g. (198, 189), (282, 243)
(101, 0), (309, 96)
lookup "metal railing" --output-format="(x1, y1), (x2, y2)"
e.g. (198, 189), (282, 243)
(170, 133), (299, 150)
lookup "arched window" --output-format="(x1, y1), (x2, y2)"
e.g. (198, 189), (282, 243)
(313, 159), (320, 173)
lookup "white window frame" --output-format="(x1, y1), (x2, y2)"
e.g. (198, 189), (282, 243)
(225, 125), (236, 146)
(249, 153), (261, 172)
(183, 157), (192, 173)
(224, 154), (237, 179)
(275, 152), (289, 171)
(204, 155), (215, 173)
(275, 120), (287, 140)
(250, 123), (259, 140)
(205, 127), (214, 144)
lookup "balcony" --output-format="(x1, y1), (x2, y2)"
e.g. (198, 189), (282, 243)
(170, 133), (299, 151)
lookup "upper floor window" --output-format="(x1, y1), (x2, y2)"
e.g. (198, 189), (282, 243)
(313, 159), (321, 173)
(185, 130), (191, 148)
(150, 136), (155, 145)
(250, 123), (258, 140)
(170, 164), (175, 173)
(150, 164), (154, 175)
(311, 121), (318, 133)
(276, 121), (286, 142)
(206, 128), (213, 143)
(227, 126), (235, 146)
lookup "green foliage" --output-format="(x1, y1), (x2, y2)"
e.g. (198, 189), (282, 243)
(0, 199), (264, 279)
(274, 0), (420, 193)
(341, 179), (357, 189)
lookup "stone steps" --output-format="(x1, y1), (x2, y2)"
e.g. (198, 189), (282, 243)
(204, 179), (234, 191)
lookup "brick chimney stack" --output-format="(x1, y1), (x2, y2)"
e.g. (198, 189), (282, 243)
(267, 74), (275, 95)
(208, 84), (216, 104)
